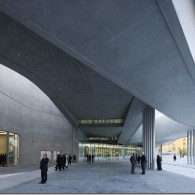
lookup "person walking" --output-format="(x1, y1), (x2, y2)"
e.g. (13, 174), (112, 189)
(140, 152), (147, 175)
(173, 154), (176, 161)
(156, 155), (162, 171)
(62, 153), (68, 170)
(55, 153), (63, 171)
(39, 153), (49, 184)
(130, 153), (136, 174)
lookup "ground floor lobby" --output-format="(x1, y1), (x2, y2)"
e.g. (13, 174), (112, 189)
(0, 158), (194, 193)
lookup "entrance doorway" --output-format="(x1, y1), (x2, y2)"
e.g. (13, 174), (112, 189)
(0, 130), (19, 166)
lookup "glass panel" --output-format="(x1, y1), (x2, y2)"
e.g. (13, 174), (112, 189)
(14, 134), (19, 165)
(0, 131), (7, 167)
(78, 142), (142, 162)
(9, 133), (15, 166)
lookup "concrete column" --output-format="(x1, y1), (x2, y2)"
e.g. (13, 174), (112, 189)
(193, 130), (195, 165)
(187, 131), (190, 165)
(72, 126), (74, 155)
(122, 147), (125, 160)
(142, 106), (155, 169)
(190, 130), (193, 165)
(6, 132), (9, 167)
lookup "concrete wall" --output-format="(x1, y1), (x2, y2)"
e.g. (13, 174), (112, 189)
(0, 64), (82, 165)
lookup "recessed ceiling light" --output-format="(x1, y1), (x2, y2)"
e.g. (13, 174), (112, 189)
(16, 52), (21, 56)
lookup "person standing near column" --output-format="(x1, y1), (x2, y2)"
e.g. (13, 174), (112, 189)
(39, 153), (49, 184)
(130, 153), (136, 174)
(140, 152), (147, 175)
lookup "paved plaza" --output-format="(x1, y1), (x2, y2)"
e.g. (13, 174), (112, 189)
(0, 156), (195, 193)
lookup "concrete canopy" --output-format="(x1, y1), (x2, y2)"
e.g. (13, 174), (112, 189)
(0, 0), (194, 144)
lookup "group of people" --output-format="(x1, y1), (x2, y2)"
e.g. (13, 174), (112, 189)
(130, 152), (163, 174)
(55, 153), (76, 171)
(86, 154), (95, 163)
(0, 153), (6, 167)
(130, 152), (147, 175)
(39, 152), (77, 184)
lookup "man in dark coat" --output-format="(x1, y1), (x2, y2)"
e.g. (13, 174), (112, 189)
(140, 152), (147, 175)
(156, 155), (162, 171)
(40, 153), (49, 184)
(55, 153), (63, 171)
(68, 154), (72, 166)
(62, 153), (68, 170)
(130, 153), (137, 174)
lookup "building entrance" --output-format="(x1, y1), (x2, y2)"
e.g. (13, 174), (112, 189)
(79, 142), (142, 162)
(0, 130), (19, 166)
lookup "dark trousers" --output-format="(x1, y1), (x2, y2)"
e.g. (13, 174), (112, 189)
(157, 162), (162, 170)
(55, 163), (62, 171)
(41, 169), (47, 182)
(131, 163), (135, 174)
(141, 163), (145, 174)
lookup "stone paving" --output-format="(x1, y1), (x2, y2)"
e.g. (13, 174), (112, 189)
(0, 157), (195, 193)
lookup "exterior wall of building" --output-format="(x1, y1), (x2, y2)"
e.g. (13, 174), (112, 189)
(162, 137), (187, 156)
(0, 64), (82, 165)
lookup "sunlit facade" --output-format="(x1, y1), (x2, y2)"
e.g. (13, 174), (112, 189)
(162, 137), (187, 155)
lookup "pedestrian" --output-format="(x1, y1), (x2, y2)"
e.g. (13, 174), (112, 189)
(88, 154), (91, 163)
(62, 153), (68, 170)
(140, 152), (147, 175)
(73, 154), (76, 163)
(130, 153), (136, 174)
(156, 155), (162, 171)
(68, 154), (72, 166)
(55, 152), (63, 171)
(92, 154), (95, 163)
(39, 153), (49, 184)
(173, 154), (176, 161)
(137, 154), (141, 166)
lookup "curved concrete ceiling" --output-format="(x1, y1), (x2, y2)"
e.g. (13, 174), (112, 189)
(0, 0), (194, 145)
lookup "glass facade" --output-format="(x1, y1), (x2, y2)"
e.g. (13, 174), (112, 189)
(0, 130), (19, 166)
(79, 142), (142, 162)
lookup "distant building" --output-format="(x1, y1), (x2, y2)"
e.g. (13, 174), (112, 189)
(162, 137), (187, 156)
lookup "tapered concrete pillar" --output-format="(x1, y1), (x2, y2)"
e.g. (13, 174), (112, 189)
(193, 130), (195, 165)
(187, 131), (190, 165)
(187, 130), (195, 165)
(6, 132), (9, 166)
(190, 130), (193, 165)
(142, 106), (155, 169)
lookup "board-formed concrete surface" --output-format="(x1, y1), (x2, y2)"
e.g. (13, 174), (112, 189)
(0, 159), (195, 193)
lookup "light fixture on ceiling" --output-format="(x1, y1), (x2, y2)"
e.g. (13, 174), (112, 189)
(16, 52), (21, 56)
